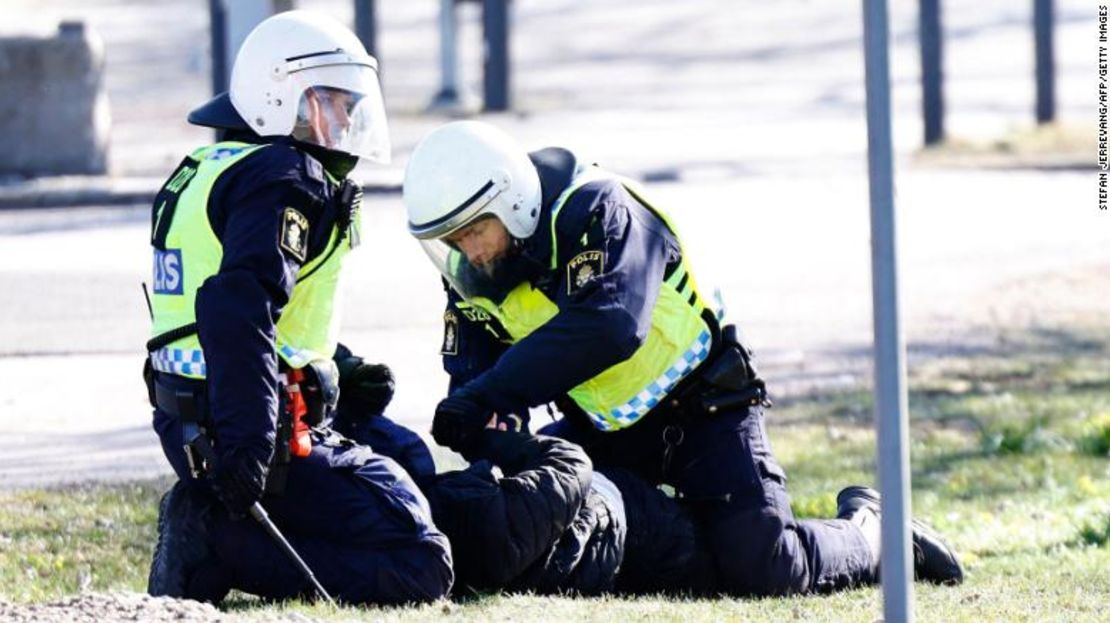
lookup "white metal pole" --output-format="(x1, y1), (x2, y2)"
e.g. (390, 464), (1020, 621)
(861, 1), (914, 622)
(432, 0), (461, 107)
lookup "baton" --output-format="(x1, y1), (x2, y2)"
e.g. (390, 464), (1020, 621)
(184, 432), (336, 606)
(249, 502), (337, 607)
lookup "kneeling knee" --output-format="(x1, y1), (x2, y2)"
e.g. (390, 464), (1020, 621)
(713, 509), (809, 596)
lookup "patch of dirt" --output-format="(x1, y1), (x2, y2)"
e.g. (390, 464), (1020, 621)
(0, 592), (322, 623)
(912, 123), (1094, 171)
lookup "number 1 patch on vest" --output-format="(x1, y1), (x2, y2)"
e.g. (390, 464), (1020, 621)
(566, 250), (605, 296)
(280, 207), (309, 262)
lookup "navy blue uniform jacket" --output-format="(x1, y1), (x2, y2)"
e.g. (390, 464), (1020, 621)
(193, 137), (352, 464)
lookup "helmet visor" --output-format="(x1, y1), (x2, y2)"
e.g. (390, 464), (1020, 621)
(419, 237), (525, 302)
(289, 63), (390, 163)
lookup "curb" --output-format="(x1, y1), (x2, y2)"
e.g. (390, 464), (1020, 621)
(0, 177), (162, 209)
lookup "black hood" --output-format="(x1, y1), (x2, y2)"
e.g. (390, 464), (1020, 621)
(528, 147), (579, 212)
(187, 92), (251, 131)
(513, 146), (581, 270)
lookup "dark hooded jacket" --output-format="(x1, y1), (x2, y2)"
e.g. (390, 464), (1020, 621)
(333, 409), (626, 596)
(428, 430), (625, 595)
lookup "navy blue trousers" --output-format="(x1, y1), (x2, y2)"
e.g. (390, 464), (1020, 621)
(540, 405), (874, 596)
(154, 409), (453, 605)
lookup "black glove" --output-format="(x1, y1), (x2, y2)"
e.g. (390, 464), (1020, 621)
(212, 446), (270, 517)
(335, 344), (396, 417)
(432, 389), (492, 454)
(461, 429), (543, 471)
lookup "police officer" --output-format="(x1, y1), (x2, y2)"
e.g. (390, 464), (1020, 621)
(145, 11), (451, 605)
(401, 121), (963, 596)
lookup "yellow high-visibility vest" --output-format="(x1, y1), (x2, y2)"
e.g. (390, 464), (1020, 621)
(149, 141), (359, 378)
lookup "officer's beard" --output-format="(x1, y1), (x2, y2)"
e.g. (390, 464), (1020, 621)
(475, 256), (503, 279)
(477, 244), (530, 292)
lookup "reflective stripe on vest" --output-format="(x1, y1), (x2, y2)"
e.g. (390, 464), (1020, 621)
(457, 166), (724, 431)
(149, 141), (358, 378)
(150, 346), (207, 378)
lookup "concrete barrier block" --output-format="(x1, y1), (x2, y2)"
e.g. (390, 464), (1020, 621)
(0, 21), (111, 176)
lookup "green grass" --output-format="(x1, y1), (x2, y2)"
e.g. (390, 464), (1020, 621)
(3, 327), (1110, 620)
(0, 481), (166, 602)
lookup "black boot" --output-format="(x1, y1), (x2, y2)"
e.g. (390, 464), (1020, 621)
(147, 480), (230, 603)
(836, 486), (883, 579)
(836, 486), (964, 585)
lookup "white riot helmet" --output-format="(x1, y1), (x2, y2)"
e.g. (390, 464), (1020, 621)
(404, 121), (542, 240)
(403, 121), (543, 299)
(230, 10), (390, 163)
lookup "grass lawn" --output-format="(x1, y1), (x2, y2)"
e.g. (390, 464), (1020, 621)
(2, 326), (1109, 621)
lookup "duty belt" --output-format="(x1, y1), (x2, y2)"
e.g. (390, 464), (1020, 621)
(147, 370), (294, 493)
(148, 372), (214, 479)
(661, 324), (769, 417)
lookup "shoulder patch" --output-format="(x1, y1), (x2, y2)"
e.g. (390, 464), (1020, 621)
(280, 207), (309, 262)
(566, 249), (605, 296)
(441, 310), (460, 355)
